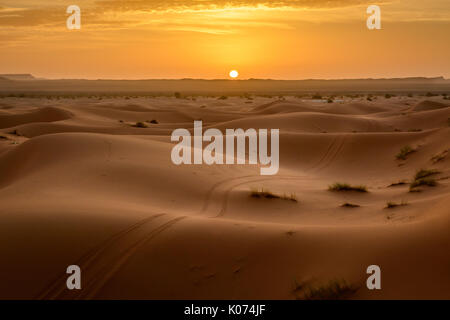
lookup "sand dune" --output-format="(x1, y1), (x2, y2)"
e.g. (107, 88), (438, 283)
(0, 107), (73, 129)
(0, 95), (449, 299)
(413, 100), (449, 112)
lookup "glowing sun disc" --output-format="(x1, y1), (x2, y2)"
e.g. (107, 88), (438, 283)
(229, 70), (239, 78)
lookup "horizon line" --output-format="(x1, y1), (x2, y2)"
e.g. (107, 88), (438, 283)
(1, 74), (447, 82)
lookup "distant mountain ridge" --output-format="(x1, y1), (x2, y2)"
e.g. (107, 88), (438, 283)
(0, 74), (36, 80)
(0, 74), (448, 95)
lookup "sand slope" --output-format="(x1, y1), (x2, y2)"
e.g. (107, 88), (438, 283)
(0, 96), (449, 299)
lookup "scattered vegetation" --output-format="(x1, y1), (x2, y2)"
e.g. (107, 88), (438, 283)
(409, 169), (440, 191)
(250, 188), (279, 199)
(431, 149), (448, 163)
(385, 200), (408, 209)
(250, 188), (297, 202)
(147, 119), (158, 124)
(408, 128), (422, 132)
(341, 202), (360, 208)
(410, 178), (437, 190)
(282, 193), (298, 202)
(328, 183), (368, 193)
(327, 98), (334, 103)
(385, 94), (393, 99)
(174, 92), (182, 99)
(396, 145), (415, 160)
(132, 122), (148, 128)
(218, 95), (228, 100)
(312, 93), (322, 100)
(414, 168), (440, 180)
(388, 181), (408, 187)
(303, 279), (358, 300)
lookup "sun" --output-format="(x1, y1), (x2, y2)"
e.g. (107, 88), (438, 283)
(229, 70), (239, 78)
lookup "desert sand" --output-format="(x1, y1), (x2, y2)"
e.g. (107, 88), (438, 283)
(0, 93), (449, 299)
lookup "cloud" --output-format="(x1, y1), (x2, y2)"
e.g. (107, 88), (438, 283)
(95, 0), (379, 11)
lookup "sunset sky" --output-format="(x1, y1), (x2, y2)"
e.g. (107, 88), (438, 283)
(0, 0), (449, 79)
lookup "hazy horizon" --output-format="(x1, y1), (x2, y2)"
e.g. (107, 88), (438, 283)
(1, 73), (449, 81)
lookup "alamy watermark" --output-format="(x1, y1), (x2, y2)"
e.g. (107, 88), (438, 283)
(171, 121), (279, 175)
(367, 5), (381, 30)
(66, 5), (81, 30)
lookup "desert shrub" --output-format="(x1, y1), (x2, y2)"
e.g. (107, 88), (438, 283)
(250, 188), (297, 202)
(282, 193), (298, 202)
(174, 92), (181, 99)
(414, 169), (440, 180)
(385, 200), (408, 209)
(396, 145), (415, 160)
(133, 122), (148, 128)
(388, 181), (408, 187)
(328, 183), (368, 193)
(250, 188), (279, 199)
(408, 169), (439, 191)
(431, 150), (448, 163)
(303, 279), (358, 300)
(341, 203), (360, 208)
(410, 178), (437, 190)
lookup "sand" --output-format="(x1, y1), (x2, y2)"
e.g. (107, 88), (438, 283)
(0, 95), (449, 299)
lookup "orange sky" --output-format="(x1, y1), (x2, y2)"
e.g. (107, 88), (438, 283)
(0, 0), (449, 79)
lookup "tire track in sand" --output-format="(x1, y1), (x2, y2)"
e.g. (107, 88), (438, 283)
(37, 214), (186, 299)
(200, 134), (347, 217)
(310, 134), (347, 173)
